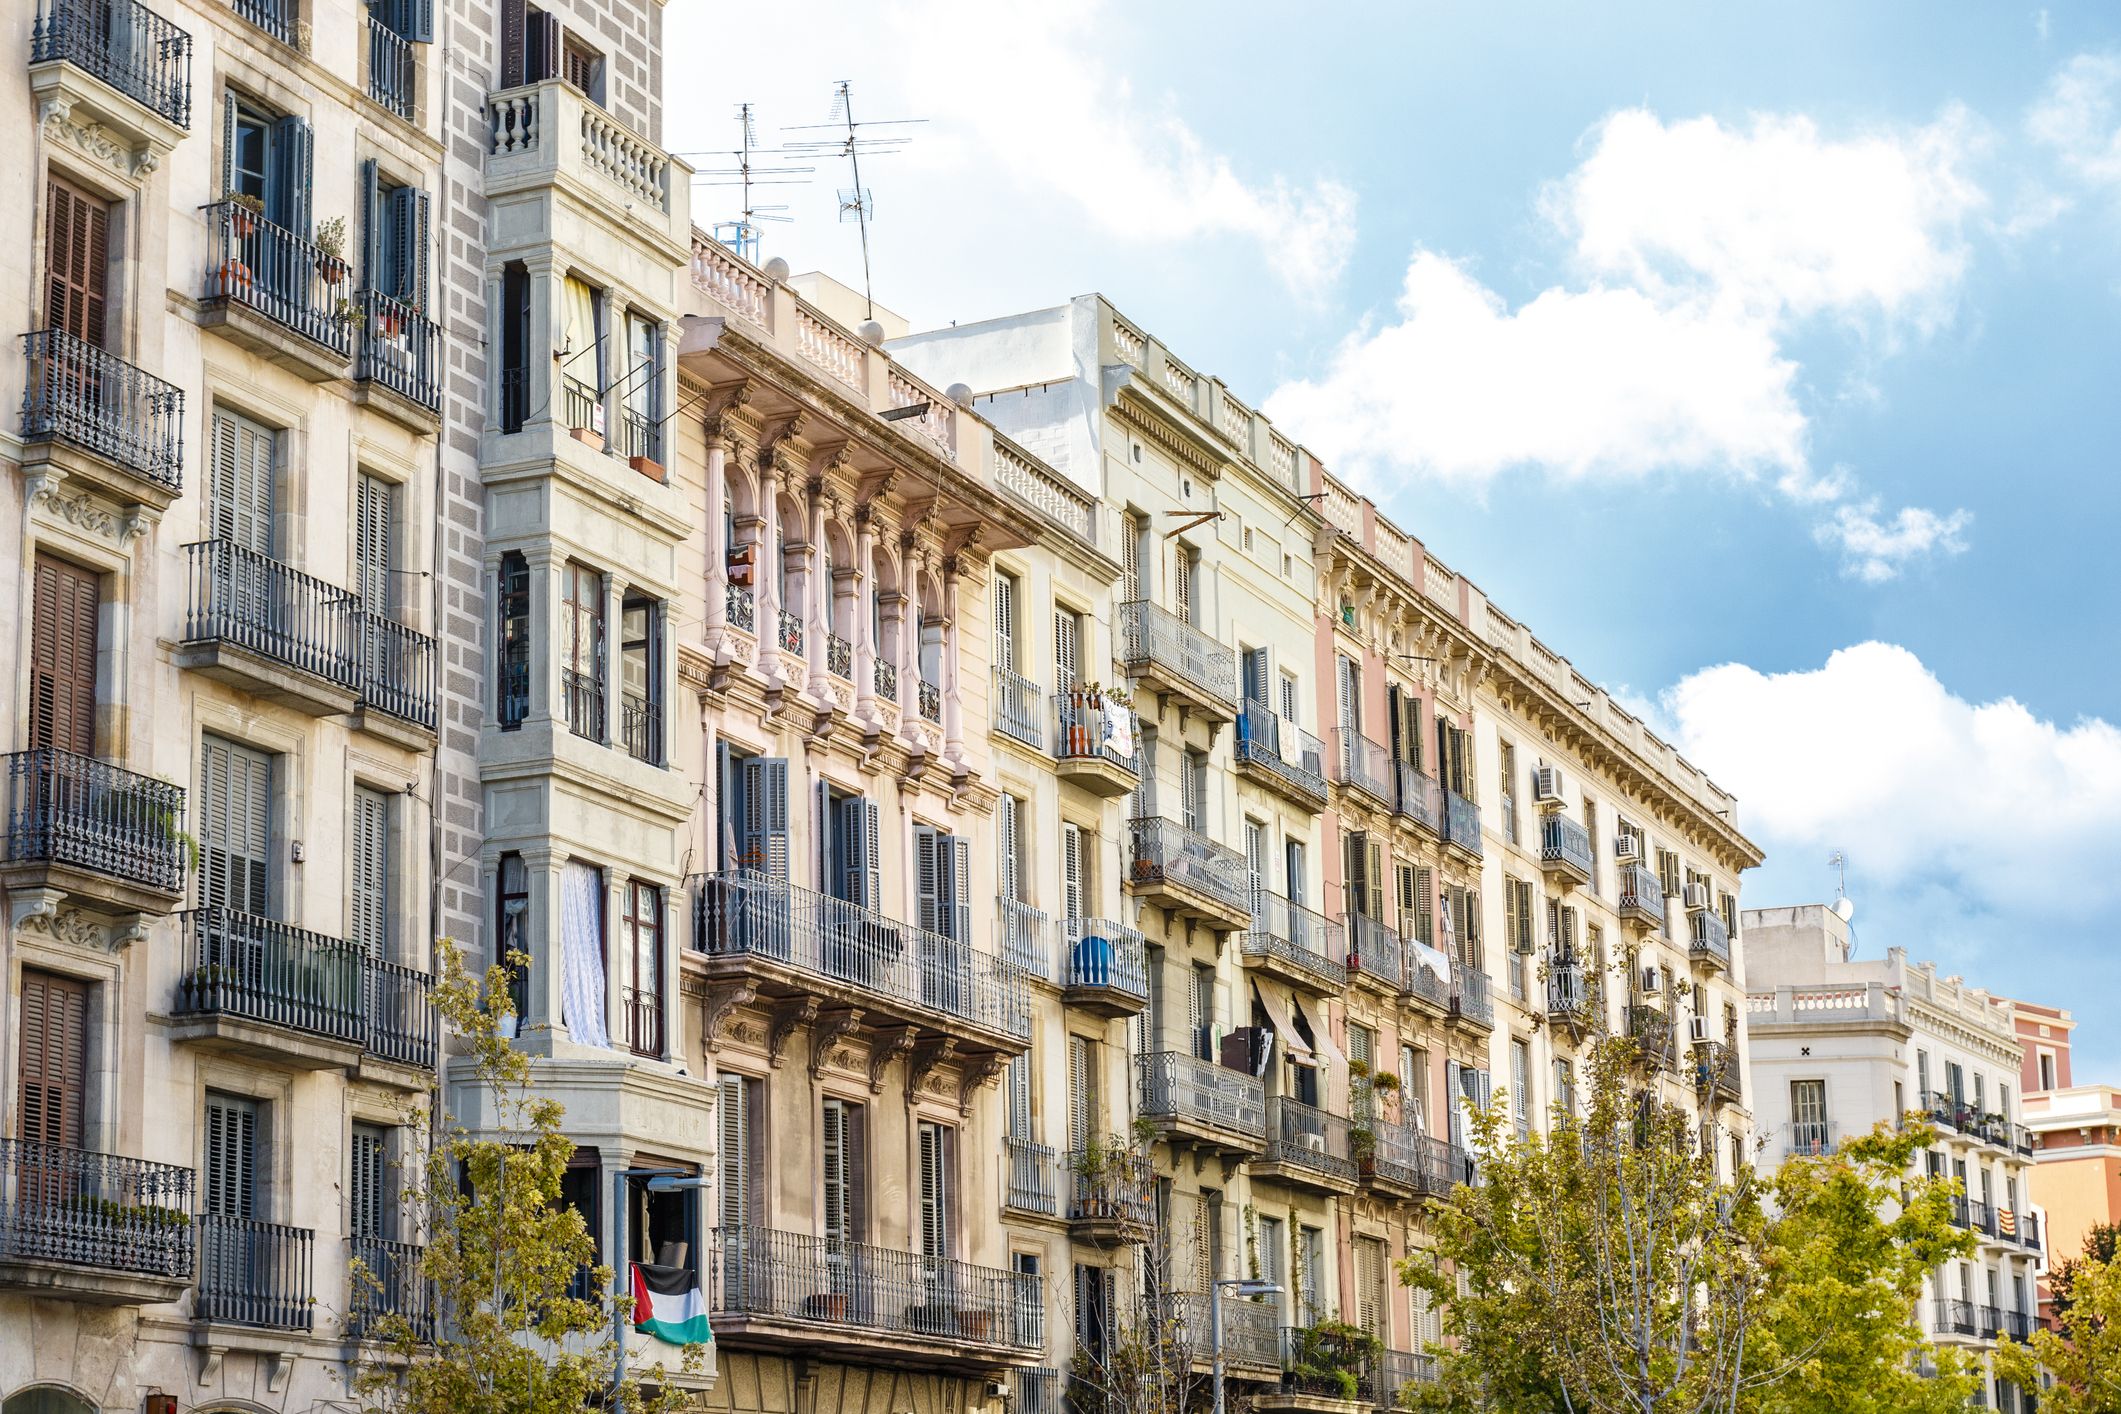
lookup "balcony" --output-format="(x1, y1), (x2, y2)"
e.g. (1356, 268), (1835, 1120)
(18, 329), (184, 507)
(365, 13), (415, 120)
(1334, 730), (1393, 806)
(1546, 963), (1590, 1031)
(353, 291), (442, 424)
(1538, 814), (1593, 887)
(1689, 911), (1732, 973)
(999, 898), (1052, 981)
(1172, 1290), (1280, 1372)
(690, 871), (1029, 1055)
(1255, 1097), (1358, 1192)
(1448, 959), (1493, 1029)
(2, 749), (186, 914)
(1345, 913), (1403, 992)
(1363, 1349), (1438, 1410)
(1241, 894), (1347, 994)
(1442, 789), (1483, 859)
(1054, 690), (1140, 797)
(348, 1235), (432, 1341)
(918, 678), (942, 724)
(0, 1140), (193, 1304)
(196, 1214), (313, 1331)
(1137, 1050), (1265, 1153)
(827, 632), (854, 685)
(1932, 1300), (1981, 1339)
(172, 908), (437, 1075)
(711, 1226), (1040, 1368)
(1065, 1147), (1154, 1244)
(1360, 1123), (1464, 1201)
(1785, 1121), (1837, 1158)
(354, 609), (439, 736)
(1401, 940), (1450, 1012)
(1127, 816), (1251, 930)
(1691, 1041), (1742, 1105)
(1062, 917), (1149, 1018)
(1394, 764), (1444, 837)
(620, 691), (664, 766)
(1015, 1368), (1063, 1414)
(485, 80), (687, 253)
(28, 0), (190, 176)
(873, 657), (897, 704)
(2008, 1209), (2041, 1253)
(1626, 1005), (1678, 1071)
(991, 667), (1043, 748)
(1234, 704), (1328, 810)
(1003, 1139), (1057, 1217)
(1617, 863), (1666, 928)
(1117, 600), (1238, 722)
(199, 202), (352, 379)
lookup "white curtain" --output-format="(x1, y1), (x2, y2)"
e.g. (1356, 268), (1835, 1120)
(560, 861), (609, 1048)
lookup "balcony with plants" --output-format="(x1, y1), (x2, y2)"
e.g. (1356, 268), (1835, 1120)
(1235, 703), (1328, 810)
(0, 1140), (194, 1304)
(1691, 1040), (1742, 1105)
(28, 0), (191, 174)
(200, 199), (353, 378)
(1, 750), (187, 915)
(1065, 1136), (1154, 1244)
(1054, 687), (1141, 797)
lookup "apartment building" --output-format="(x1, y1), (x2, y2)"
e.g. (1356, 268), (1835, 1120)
(1745, 904), (2043, 1411)
(3, 0), (444, 1406)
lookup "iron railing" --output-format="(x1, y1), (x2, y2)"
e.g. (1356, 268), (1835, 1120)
(1014, 1368), (1063, 1414)
(177, 907), (366, 1045)
(230, 0), (293, 44)
(1235, 703), (1327, 801)
(1004, 1139), (1057, 1217)
(0, 1139), (193, 1278)
(196, 1213), (313, 1329)
(874, 657), (898, 703)
(355, 291), (439, 412)
(1056, 690), (1138, 771)
(1786, 1120), (1837, 1158)
(1136, 1051), (1264, 1139)
(918, 678), (941, 723)
(1264, 1097), (1357, 1182)
(777, 609), (804, 654)
(563, 667), (604, 740)
(560, 375), (600, 435)
(993, 667), (1042, 746)
(1394, 763), (1444, 833)
(1933, 1299), (1981, 1338)
(19, 329), (185, 492)
(184, 539), (359, 688)
(621, 691), (663, 765)
(1063, 916), (1148, 1002)
(1066, 1148), (1154, 1228)
(1241, 893), (1347, 988)
(622, 984), (664, 1058)
(712, 1225), (1039, 1348)
(354, 608), (438, 729)
(365, 13), (415, 117)
(1346, 913), (1403, 989)
(827, 632), (853, 682)
(1448, 959), (1493, 1026)
(348, 1234), (432, 1340)
(1692, 1041), (1741, 1101)
(202, 202), (351, 357)
(1618, 863), (1666, 925)
(1335, 729), (1392, 801)
(618, 404), (659, 465)
(1627, 1005), (1678, 1069)
(1365, 1122), (1463, 1196)
(1540, 813), (1594, 878)
(1401, 941), (1450, 1009)
(691, 870), (1029, 1040)
(1690, 911), (1732, 969)
(1364, 1349), (1438, 1407)
(1546, 963), (1589, 1022)
(1128, 816), (1249, 913)
(1443, 789), (1483, 856)
(1171, 1289), (1279, 1366)
(31, 0), (192, 128)
(498, 366), (528, 433)
(1116, 599), (1238, 709)
(365, 956), (439, 1070)
(3, 748), (187, 894)
(2009, 1209), (2041, 1252)
(999, 898), (1052, 979)
(497, 653), (530, 728)
(726, 582), (756, 633)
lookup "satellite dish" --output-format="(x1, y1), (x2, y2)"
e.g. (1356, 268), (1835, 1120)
(1832, 897), (1855, 923)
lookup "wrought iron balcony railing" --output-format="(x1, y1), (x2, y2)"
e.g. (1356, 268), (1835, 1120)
(712, 1225), (1040, 1349)
(365, 13), (415, 118)
(1627, 1005), (1677, 1068)
(1235, 704), (1327, 802)
(1394, 763), (1444, 833)
(1618, 862), (1666, 925)
(355, 291), (440, 412)
(184, 538), (359, 689)
(1345, 912), (1403, 989)
(874, 657), (898, 703)
(196, 1213), (313, 1329)
(202, 202), (352, 357)
(619, 405), (660, 466)
(726, 582), (756, 633)
(1056, 691), (1138, 771)
(1692, 1040), (1741, 1101)
(366, 956), (440, 1070)
(354, 608), (438, 729)
(1117, 599), (1238, 709)
(1448, 958), (1493, 1026)
(1335, 730), (1392, 802)
(826, 632), (853, 682)
(1171, 1289), (1279, 1366)
(1003, 1138), (1057, 1217)
(1066, 1148), (1154, 1229)
(1014, 1368), (1063, 1414)
(0, 1139), (194, 1279)
(993, 666), (1042, 747)
(20, 329), (185, 492)
(3, 748), (186, 895)
(348, 1234), (432, 1340)
(1364, 1349), (1439, 1407)
(562, 667), (604, 741)
(1786, 1120), (1837, 1157)
(1264, 1097), (1357, 1182)
(1443, 788), (1483, 856)
(230, 0), (293, 44)
(621, 691), (662, 765)
(999, 898), (1052, 980)
(1064, 917), (1148, 1002)
(918, 678), (941, 723)
(691, 870), (1029, 1041)
(1690, 910), (1732, 970)
(1242, 893), (1347, 988)
(1128, 816), (1249, 913)
(777, 609), (803, 654)
(1137, 1050), (1265, 1139)
(1540, 813), (1594, 879)
(1401, 940), (1450, 1009)
(176, 908), (435, 1066)
(1546, 963), (1589, 1022)
(1364, 1122), (1464, 1197)
(31, 0), (193, 128)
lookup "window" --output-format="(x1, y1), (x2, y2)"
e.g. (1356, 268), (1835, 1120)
(1006, 1053), (1033, 1141)
(499, 0), (558, 86)
(1279, 671), (1300, 726)
(1189, 963), (1216, 1060)
(350, 1122), (393, 1240)
(497, 852), (530, 1023)
(562, 35), (603, 103)
(203, 1091), (259, 1218)
(1061, 822), (1087, 923)
(1349, 1024), (1375, 1121)
(2039, 1053), (2057, 1091)
(1257, 1214), (1285, 1295)
(1553, 1059), (1576, 1122)
(1499, 741), (1518, 843)
(1583, 799), (1600, 892)
(1343, 832), (1382, 921)
(354, 473), (396, 618)
(993, 571), (1019, 672)
(359, 161), (431, 310)
(1175, 546), (1200, 626)
(1791, 1080), (1828, 1153)
(913, 824), (971, 938)
(1285, 838), (1307, 908)
(221, 96), (312, 237)
(716, 1075), (757, 1230)
(1055, 608), (1083, 688)
(198, 736), (272, 918)
(208, 407), (276, 555)
(18, 969), (90, 1151)
(917, 1122), (954, 1262)
(821, 1097), (867, 1248)
(1336, 653), (1360, 755)
(44, 177), (110, 349)
(619, 594), (663, 764)
(497, 552), (529, 728)
(29, 554), (99, 755)
(620, 312), (660, 462)
(621, 880), (663, 1057)
(1244, 819), (1270, 904)
(1075, 1263), (1116, 1364)
(1354, 1236), (1387, 1339)
(561, 562), (605, 739)
(1510, 1039), (1531, 1140)
(349, 785), (392, 959)
(499, 262), (529, 431)
(1067, 1035), (1099, 1152)
(1399, 864), (1433, 947)
(1182, 749), (1208, 833)
(1121, 511), (1147, 603)
(559, 276), (605, 435)
(1297, 1225), (1326, 1324)
(1242, 646), (1270, 708)
(1387, 683), (1423, 773)
(998, 794), (1025, 904)
(1011, 1252), (1044, 1349)
(1402, 1046), (1427, 1132)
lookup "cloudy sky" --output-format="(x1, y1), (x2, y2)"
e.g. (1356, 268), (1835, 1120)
(667, 1), (2121, 1075)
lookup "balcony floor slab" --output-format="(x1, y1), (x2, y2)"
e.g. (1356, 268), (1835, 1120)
(168, 1012), (366, 1072)
(197, 300), (349, 383)
(174, 639), (359, 717)
(0, 1255), (190, 1306)
(17, 435), (180, 513)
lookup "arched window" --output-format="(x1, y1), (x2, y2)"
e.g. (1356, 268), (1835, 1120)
(3, 1388), (97, 1414)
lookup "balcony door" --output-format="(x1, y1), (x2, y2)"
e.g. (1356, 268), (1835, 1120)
(18, 969), (89, 1154)
(198, 735), (272, 920)
(820, 1098), (867, 1314)
(201, 1090), (260, 1315)
(45, 177), (110, 351)
(29, 555), (99, 757)
(207, 409), (277, 633)
(916, 1121), (954, 1303)
(349, 785), (391, 961)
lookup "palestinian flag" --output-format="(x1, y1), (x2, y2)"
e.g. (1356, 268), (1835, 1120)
(631, 1262), (712, 1345)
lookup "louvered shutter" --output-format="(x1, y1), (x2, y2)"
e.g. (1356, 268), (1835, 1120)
(1365, 839), (1386, 921)
(350, 786), (391, 959)
(499, 0), (527, 85)
(1067, 1036), (1092, 1152)
(1062, 824), (1085, 923)
(1120, 516), (1141, 602)
(1344, 831), (1368, 920)
(1007, 1053), (1032, 1139)
(399, 0), (433, 44)
(822, 1099), (848, 1250)
(360, 159), (383, 293)
(44, 178), (109, 347)
(209, 409), (275, 554)
(200, 736), (272, 917)
(1182, 752), (1206, 833)
(1131, 728), (1157, 819)
(221, 92), (241, 195)
(350, 1124), (389, 1239)
(1444, 1060), (1464, 1149)
(527, 7), (558, 81)
(1413, 866), (1434, 946)
(939, 835), (972, 943)
(740, 758), (789, 877)
(1055, 610), (1079, 688)
(1355, 1238), (1383, 1337)
(269, 114), (312, 237)
(1243, 647), (1270, 707)
(356, 474), (393, 611)
(1462, 887), (1482, 961)
(17, 969), (89, 1149)
(993, 573), (1016, 671)
(716, 1075), (748, 1230)
(29, 555), (99, 755)
(913, 826), (942, 933)
(1336, 654), (1358, 749)
(203, 1092), (257, 1217)
(918, 1123), (950, 1261)
(837, 797), (881, 908)
(1279, 673), (1299, 725)
(385, 184), (430, 310)
(998, 795), (1020, 903)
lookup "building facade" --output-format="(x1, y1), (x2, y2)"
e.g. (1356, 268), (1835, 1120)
(1744, 904), (2044, 1411)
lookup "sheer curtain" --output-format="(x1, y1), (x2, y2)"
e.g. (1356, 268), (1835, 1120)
(560, 860), (609, 1048)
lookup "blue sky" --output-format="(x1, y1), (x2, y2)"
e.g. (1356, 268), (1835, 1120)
(668, 1), (2121, 1076)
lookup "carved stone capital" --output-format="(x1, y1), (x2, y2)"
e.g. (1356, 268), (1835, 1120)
(809, 1007), (864, 1077)
(765, 995), (820, 1067)
(868, 1024), (919, 1094)
(702, 979), (759, 1055)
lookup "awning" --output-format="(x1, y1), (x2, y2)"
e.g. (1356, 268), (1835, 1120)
(1294, 994), (1344, 1074)
(1252, 981), (1314, 1062)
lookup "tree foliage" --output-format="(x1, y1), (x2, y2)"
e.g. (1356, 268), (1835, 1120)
(352, 941), (703, 1414)
(1068, 1129), (1197, 1414)
(1996, 1223), (2121, 1413)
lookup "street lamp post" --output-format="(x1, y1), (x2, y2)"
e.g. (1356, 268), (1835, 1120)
(611, 1167), (711, 1414)
(1211, 1277), (1283, 1414)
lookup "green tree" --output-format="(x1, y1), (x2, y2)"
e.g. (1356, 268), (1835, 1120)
(2049, 1222), (2121, 1318)
(1996, 1224), (2121, 1412)
(352, 941), (704, 1414)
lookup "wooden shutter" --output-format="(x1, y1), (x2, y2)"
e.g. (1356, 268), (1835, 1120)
(1403, 691), (1424, 769)
(1062, 824), (1085, 923)
(499, 0), (527, 85)
(1413, 866), (1434, 945)
(29, 555), (99, 755)
(385, 184), (431, 310)
(716, 1075), (749, 1230)
(740, 758), (789, 877)
(1068, 1035), (1099, 1152)
(1337, 654), (1358, 743)
(17, 969), (89, 1149)
(44, 177), (109, 347)
(350, 1123), (389, 1239)
(998, 795), (1020, 903)
(269, 113), (312, 237)
(914, 826), (941, 934)
(1055, 610), (1079, 688)
(1175, 550), (1196, 625)
(993, 573), (1016, 671)
(350, 786), (391, 958)
(356, 474), (394, 611)
(822, 1098), (849, 1248)
(838, 797), (880, 909)
(1007, 1053), (1032, 1139)
(199, 735), (272, 917)
(360, 159), (383, 293)
(396, 0), (434, 45)
(918, 1123), (950, 1261)
(1121, 514), (1142, 602)
(1355, 1237), (1383, 1337)
(1243, 647), (1269, 707)
(1444, 1060), (1464, 1148)
(1365, 839), (1386, 921)
(203, 1092), (258, 1217)
(209, 408), (275, 553)
(528, 6), (559, 81)
(1344, 831), (1369, 920)
(939, 835), (972, 943)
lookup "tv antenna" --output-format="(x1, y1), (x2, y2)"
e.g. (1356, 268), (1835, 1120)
(1828, 850), (1849, 900)
(686, 103), (813, 265)
(783, 80), (925, 319)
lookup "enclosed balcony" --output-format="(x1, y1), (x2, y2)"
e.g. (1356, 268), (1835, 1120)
(2, 749), (186, 914)
(1690, 911), (1732, 973)
(485, 80), (688, 251)
(1344, 913), (1403, 992)
(353, 290), (442, 423)
(1126, 816), (1251, 930)
(28, 0), (191, 176)
(1241, 894), (1347, 994)
(1626, 1005), (1678, 1071)
(0, 1140), (193, 1304)
(1394, 764), (1444, 837)
(1443, 789), (1483, 859)
(1065, 1147), (1154, 1244)
(200, 201), (352, 378)
(1334, 730), (1393, 806)
(1692, 1041), (1742, 1105)
(711, 1226), (1041, 1369)
(1137, 1050), (1265, 1154)
(1062, 917), (1149, 1018)
(1117, 600), (1238, 722)
(1254, 1097), (1358, 1192)
(1054, 691), (1141, 797)
(690, 871), (1030, 1055)
(1234, 704), (1327, 810)
(19, 329), (185, 508)
(1617, 863), (1666, 928)
(1538, 814), (1593, 887)
(1447, 959), (1493, 1030)
(196, 1214), (313, 1331)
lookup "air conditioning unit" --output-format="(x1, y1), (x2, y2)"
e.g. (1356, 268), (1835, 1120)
(1689, 1016), (1711, 1043)
(1684, 882), (1711, 912)
(1531, 766), (1565, 804)
(1613, 833), (1640, 862)
(1639, 966), (1662, 995)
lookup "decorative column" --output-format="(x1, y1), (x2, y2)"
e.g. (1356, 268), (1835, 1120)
(526, 547), (561, 728)
(526, 256), (558, 431)
(756, 445), (783, 680)
(605, 867), (630, 1052)
(853, 504), (878, 716)
(702, 424), (729, 638)
(942, 556), (964, 759)
(899, 532), (923, 717)
(602, 571), (625, 746)
(660, 882), (683, 1063)
(526, 845), (562, 1034)
(804, 476), (829, 689)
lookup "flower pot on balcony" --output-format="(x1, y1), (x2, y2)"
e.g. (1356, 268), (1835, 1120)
(230, 210), (257, 240)
(316, 255), (349, 286)
(630, 455), (665, 482)
(801, 1291), (847, 1320)
(570, 425), (605, 451)
(217, 260), (253, 295)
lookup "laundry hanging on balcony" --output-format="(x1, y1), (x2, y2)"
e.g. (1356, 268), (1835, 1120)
(1103, 704), (1136, 760)
(1407, 936), (1450, 990)
(560, 860), (609, 1048)
(632, 1261), (711, 1345)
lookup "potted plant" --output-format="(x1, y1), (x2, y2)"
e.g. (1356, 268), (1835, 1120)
(1287, 1319), (1379, 1401)
(335, 296), (363, 335)
(223, 191), (264, 239)
(313, 216), (350, 285)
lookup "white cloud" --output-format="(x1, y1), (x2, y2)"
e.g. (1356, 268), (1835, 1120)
(2029, 52), (2121, 186)
(1815, 501), (1973, 582)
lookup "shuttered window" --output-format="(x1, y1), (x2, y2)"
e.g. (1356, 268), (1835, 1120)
(499, 0), (558, 86)
(1336, 654), (1360, 744)
(44, 177), (109, 347)
(355, 473), (394, 612)
(917, 1122), (952, 1262)
(18, 969), (90, 1149)
(1075, 1263), (1116, 1362)
(834, 796), (881, 908)
(208, 407), (276, 554)
(1279, 672), (1300, 726)
(998, 795), (1022, 904)
(1067, 1035), (1097, 1152)
(622, 880), (662, 1057)
(361, 160), (433, 311)
(1242, 647), (1270, 707)
(821, 1097), (866, 1247)
(1061, 824), (1086, 923)
(350, 1123), (390, 1239)
(198, 735), (272, 916)
(1244, 820), (1269, 908)
(716, 1075), (753, 1230)
(993, 572), (1018, 672)
(1054, 609), (1080, 688)
(1182, 750), (1208, 833)
(1121, 512), (1146, 604)
(1175, 547), (1199, 626)
(1354, 1236), (1386, 1338)
(739, 757), (790, 877)
(349, 785), (391, 958)
(915, 827), (972, 941)
(203, 1091), (259, 1217)
(29, 555), (99, 755)
(1006, 1053), (1032, 1140)
(223, 98), (312, 235)
(498, 552), (529, 729)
